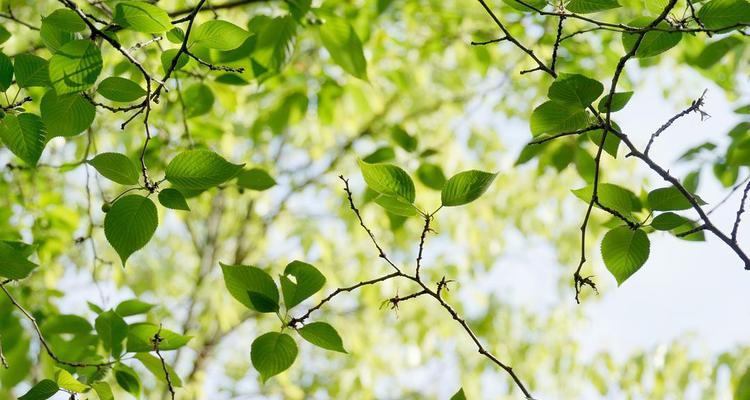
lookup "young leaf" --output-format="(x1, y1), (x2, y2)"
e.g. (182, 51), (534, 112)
(547, 74), (604, 107)
(318, 14), (368, 80)
(87, 152), (140, 185)
(572, 183), (639, 217)
(115, 299), (154, 316)
(297, 322), (347, 353)
(54, 369), (88, 393)
(374, 194), (418, 217)
(134, 353), (183, 387)
(651, 212), (690, 230)
(696, 0), (750, 30)
(220, 263), (280, 312)
(165, 149), (244, 189)
(104, 195), (158, 265)
(252, 16), (297, 73)
(237, 168), (277, 191)
(647, 186), (704, 211)
(0, 113), (48, 166)
(18, 379), (59, 400)
(451, 388), (467, 400)
(113, 364), (141, 397)
(280, 260), (326, 309)
(49, 39), (102, 95)
(158, 188), (190, 211)
(40, 90), (95, 137)
(95, 310), (128, 358)
(13, 54), (50, 88)
(91, 382), (114, 400)
(601, 226), (650, 285)
(0, 52), (13, 91)
(597, 91), (634, 113)
(250, 332), (298, 382)
(43, 9), (86, 32)
(189, 20), (250, 51)
(358, 160), (416, 203)
(183, 83), (215, 117)
(126, 323), (191, 352)
(565, 0), (620, 13)
(391, 126), (418, 152)
(692, 37), (743, 69)
(0, 241), (38, 280)
(97, 77), (147, 102)
(114, 1), (173, 33)
(530, 100), (589, 136)
(441, 170), (497, 207)
(621, 19), (682, 58)
(416, 163), (447, 190)
(362, 146), (396, 163)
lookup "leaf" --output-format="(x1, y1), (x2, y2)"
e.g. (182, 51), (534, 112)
(113, 363), (141, 397)
(621, 19), (682, 58)
(391, 126), (417, 152)
(417, 163), (447, 190)
(43, 9), (86, 32)
(158, 188), (190, 211)
(0, 52), (12, 91)
(572, 183), (639, 217)
(115, 299), (154, 316)
(250, 332), (298, 382)
(601, 226), (650, 285)
(441, 170), (497, 207)
(40, 90), (95, 137)
(280, 260), (326, 309)
(237, 168), (276, 191)
(735, 365), (750, 400)
(55, 369), (88, 393)
(0, 241), (38, 280)
(647, 186), (705, 211)
(374, 194), (419, 217)
(114, 1), (173, 33)
(190, 20), (250, 51)
(40, 19), (74, 52)
(651, 212), (690, 230)
(134, 353), (183, 387)
(566, 0), (620, 12)
(220, 263), (280, 312)
(597, 91), (634, 113)
(160, 49), (189, 74)
(14, 54), (50, 88)
(693, 36), (743, 69)
(18, 379), (59, 400)
(0, 26), (9, 45)
(87, 152), (140, 185)
(252, 16), (297, 72)
(362, 146), (396, 163)
(697, 0), (750, 30)
(183, 83), (214, 117)
(0, 113), (47, 166)
(104, 195), (158, 264)
(318, 14), (368, 80)
(165, 149), (244, 189)
(49, 39), (103, 95)
(530, 100), (589, 136)
(297, 321), (347, 353)
(450, 388), (467, 400)
(91, 382), (114, 400)
(95, 310), (128, 357)
(126, 323), (191, 352)
(97, 76), (147, 102)
(547, 73), (604, 107)
(588, 125), (621, 157)
(358, 160), (416, 203)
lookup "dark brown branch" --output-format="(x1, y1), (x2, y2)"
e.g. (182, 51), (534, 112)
(732, 179), (750, 242)
(643, 90), (708, 156)
(528, 125), (603, 145)
(169, 0), (268, 21)
(1, 96), (32, 111)
(551, 15), (566, 72)
(415, 214), (432, 280)
(152, 326), (176, 400)
(471, 37), (507, 45)
(185, 50), (246, 73)
(0, 6), (39, 30)
(676, 224), (707, 237)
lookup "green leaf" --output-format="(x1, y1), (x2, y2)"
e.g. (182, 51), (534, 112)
(18, 379), (59, 400)
(572, 183), (639, 217)
(87, 152), (140, 185)
(530, 100), (589, 136)
(566, 0), (620, 12)
(0, 52), (12, 91)
(297, 321), (347, 353)
(160, 49), (189, 74)
(588, 125), (621, 157)
(113, 363), (141, 397)
(362, 146), (396, 163)
(237, 168), (276, 191)
(621, 19), (682, 58)
(49, 39), (103, 95)
(190, 20), (250, 51)
(735, 365), (750, 400)
(115, 299), (154, 316)
(0, 241), (38, 280)
(450, 388), (467, 400)
(126, 323), (191, 352)
(250, 332), (298, 382)
(158, 188), (190, 211)
(91, 382), (114, 400)
(40, 90), (95, 137)
(441, 170), (497, 207)
(41, 314), (92, 335)
(220, 263), (280, 312)
(0, 113), (48, 166)
(252, 16), (297, 72)
(97, 77), (147, 102)
(43, 9), (86, 32)
(693, 36), (743, 69)
(0, 26), (9, 45)
(114, 1), (173, 33)
(104, 195), (158, 264)
(134, 353), (183, 387)
(601, 226), (650, 285)
(40, 19), (75, 52)
(697, 0), (750, 30)
(247, 290), (280, 313)
(183, 83), (214, 117)
(597, 91), (634, 113)
(95, 310), (128, 357)
(417, 163), (447, 190)
(13, 54), (50, 88)
(547, 73), (604, 107)
(391, 126), (417, 152)
(55, 369), (88, 393)
(358, 160), (416, 203)
(318, 14), (368, 80)
(374, 194), (419, 217)
(651, 212), (690, 230)
(165, 149), (244, 189)
(647, 186), (705, 211)
(280, 260), (326, 309)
